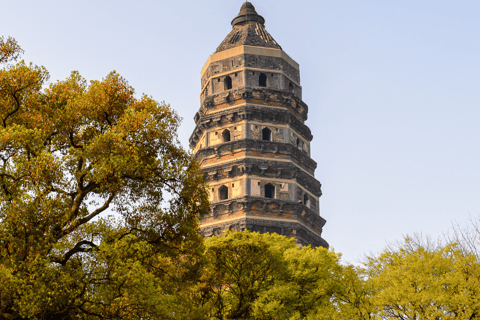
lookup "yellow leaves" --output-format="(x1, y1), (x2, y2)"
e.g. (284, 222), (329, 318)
(200, 230), (344, 319)
(0, 37), (210, 320)
(363, 241), (480, 320)
(0, 36), (24, 63)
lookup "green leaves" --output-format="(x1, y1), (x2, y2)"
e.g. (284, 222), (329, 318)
(0, 38), (209, 319)
(194, 230), (345, 320)
(366, 241), (480, 320)
(4, 35), (480, 320)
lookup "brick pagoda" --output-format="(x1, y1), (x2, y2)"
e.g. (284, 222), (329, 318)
(189, 2), (328, 247)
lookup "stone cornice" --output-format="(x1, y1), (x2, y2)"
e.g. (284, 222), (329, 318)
(204, 196), (327, 231)
(201, 159), (322, 197)
(201, 45), (299, 78)
(189, 104), (313, 148)
(199, 87), (308, 120)
(195, 139), (317, 173)
(201, 218), (329, 248)
(200, 67), (302, 96)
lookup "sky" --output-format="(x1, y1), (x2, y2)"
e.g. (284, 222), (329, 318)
(2, 0), (479, 264)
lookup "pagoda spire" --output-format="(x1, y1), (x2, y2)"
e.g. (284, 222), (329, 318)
(231, 2), (265, 26)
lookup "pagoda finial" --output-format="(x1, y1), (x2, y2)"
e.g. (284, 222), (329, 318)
(231, 2), (265, 26)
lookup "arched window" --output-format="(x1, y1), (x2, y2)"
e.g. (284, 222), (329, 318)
(219, 185), (228, 200)
(296, 138), (303, 149)
(289, 81), (294, 92)
(259, 73), (267, 87)
(265, 183), (275, 199)
(222, 129), (231, 142)
(262, 127), (271, 141)
(224, 76), (232, 90)
(303, 194), (310, 208)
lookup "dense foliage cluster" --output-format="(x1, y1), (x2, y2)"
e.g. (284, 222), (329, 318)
(0, 37), (209, 319)
(1, 37), (480, 320)
(195, 230), (480, 320)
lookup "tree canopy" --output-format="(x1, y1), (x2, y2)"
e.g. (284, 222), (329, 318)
(365, 236), (480, 320)
(0, 36), (209, 319)
(3, 36), (480, 320)
(192, 230), (346, 320)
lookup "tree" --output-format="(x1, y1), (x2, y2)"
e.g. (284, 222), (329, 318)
(331, 265), (379, 320)
(365, 238), (480, 320)
(0, 37), (210, 319)
(446, 216), (480, 260)
(193, 230), (345, 320)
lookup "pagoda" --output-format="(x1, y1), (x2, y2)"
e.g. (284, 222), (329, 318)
(189, 2), (328, 247)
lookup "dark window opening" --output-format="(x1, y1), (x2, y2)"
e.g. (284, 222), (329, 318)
(224, 76), (232, 90)
(289, 81), (294, 92)
(303, 194), (310, 207)
(265, 183), (275, 199)
(297, 138), (303, 149)
(259, 73), (267, 87)
(219, 185), (228, 200)
(222, 129), (231, 142)
(262, 127), (271, 141)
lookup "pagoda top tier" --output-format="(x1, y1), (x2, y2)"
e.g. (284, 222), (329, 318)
(215, 2), (282, 53)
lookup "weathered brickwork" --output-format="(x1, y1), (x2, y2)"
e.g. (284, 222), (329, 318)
(191, 2), (328, 248)
(244, 55), (300, 83)
(194, 120), (310, 156)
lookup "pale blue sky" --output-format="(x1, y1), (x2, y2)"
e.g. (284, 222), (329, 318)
(2, 0), (479, 263)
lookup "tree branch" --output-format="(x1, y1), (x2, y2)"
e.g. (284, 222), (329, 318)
(2, 93), (21, 128)
(53, 240), (98, 265)
(0, 173), (28, 181)
(69, 181), (99, 220)
(69, 131), (83, 149)
(62, 193), (115, 238)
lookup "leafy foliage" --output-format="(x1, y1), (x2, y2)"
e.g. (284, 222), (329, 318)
(193, 230), (480, 320)
(3, 36), (480, 320)
(194, 230), (346, 320)
(0, 37), (209, 319)
(366, 239), (480, 320)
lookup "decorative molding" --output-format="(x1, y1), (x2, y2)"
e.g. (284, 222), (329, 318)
(200, 198), (328, 248)
(190, 103), (313, 148)
(201, 87), (307, 119)
(195, 139), (317, 173)
(202, 196), (326, 229)
(201, 159), (322, 196)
